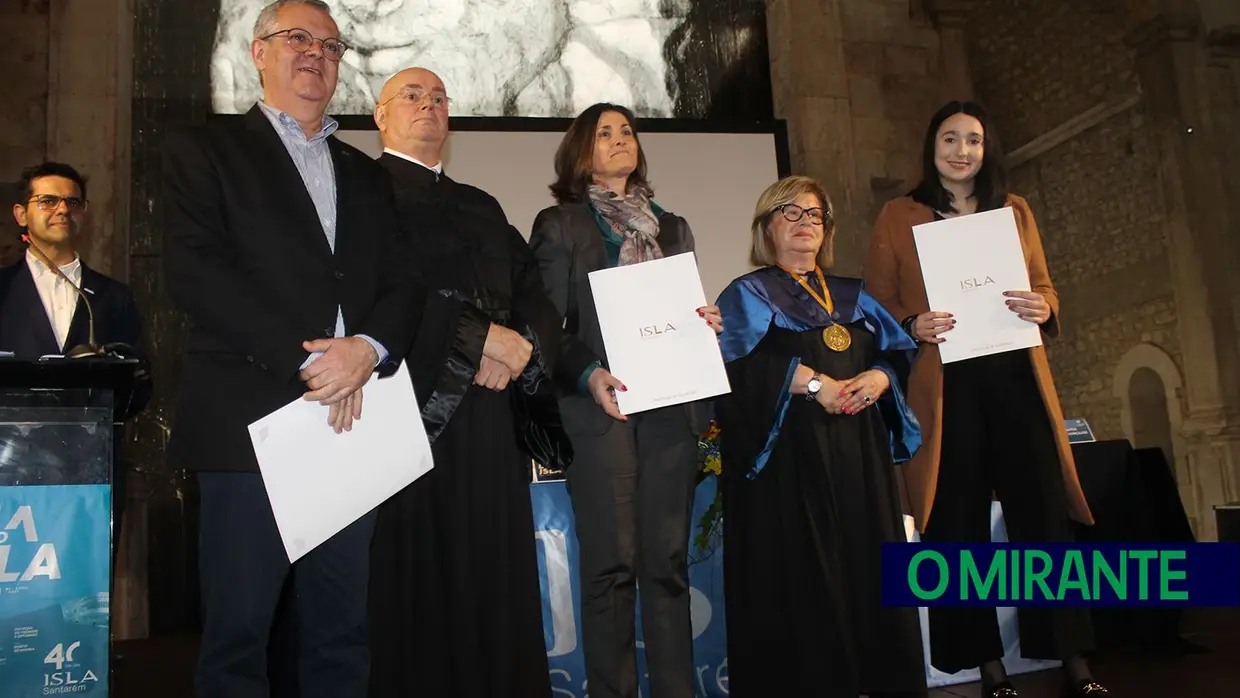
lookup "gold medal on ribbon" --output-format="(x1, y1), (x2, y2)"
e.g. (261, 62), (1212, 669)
(780, 264), (852, 352)
(822, 323), (852, 352)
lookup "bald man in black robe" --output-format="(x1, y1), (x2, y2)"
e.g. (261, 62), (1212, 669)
(366, 66), (567, 698)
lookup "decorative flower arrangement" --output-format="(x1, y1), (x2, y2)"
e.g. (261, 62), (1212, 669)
(690, 420), (724, 565)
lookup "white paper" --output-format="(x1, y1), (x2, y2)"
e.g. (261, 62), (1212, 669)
(588, 252), (731, 414)
(912, 207), (1043, 364)
(247, 361), (432, 562)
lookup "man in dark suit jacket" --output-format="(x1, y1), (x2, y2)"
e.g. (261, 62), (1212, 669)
(1, 160), (151, 547)
(2, 163), (144, 361)
(161, 2), (419, 697)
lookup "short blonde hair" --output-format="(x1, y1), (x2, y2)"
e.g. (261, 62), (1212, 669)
(749, 175), (836, 269)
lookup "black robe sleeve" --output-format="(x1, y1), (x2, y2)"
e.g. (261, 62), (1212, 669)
(508, 224), (574, 469)
(353, 172), (424, 373)
(715, 278), (803, 481)
(397, 209), (492, 443)
(412, 290), (491, 443)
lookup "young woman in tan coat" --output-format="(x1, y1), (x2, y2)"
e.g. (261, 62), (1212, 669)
(863, 100), (1110, 698)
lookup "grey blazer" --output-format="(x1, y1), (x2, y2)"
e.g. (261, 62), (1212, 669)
(529, 201), (712, 437)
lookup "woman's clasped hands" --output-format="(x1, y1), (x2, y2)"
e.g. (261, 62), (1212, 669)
(812, 369), (890, 416)
(837, 369), (890, 415)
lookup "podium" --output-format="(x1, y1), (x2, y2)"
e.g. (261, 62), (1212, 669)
(0, 357), (145, 697)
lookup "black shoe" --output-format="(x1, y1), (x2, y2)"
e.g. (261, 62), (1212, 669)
(983, 681), (1019, 697)
(1061, 679), (1110, 696)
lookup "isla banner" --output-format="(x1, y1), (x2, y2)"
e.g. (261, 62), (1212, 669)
(532, 479), (730, 697)
(0, 485), (111, 697)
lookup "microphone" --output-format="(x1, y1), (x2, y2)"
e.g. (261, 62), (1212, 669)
(21, 234), (103, 358)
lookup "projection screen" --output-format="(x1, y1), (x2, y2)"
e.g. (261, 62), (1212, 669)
(332, 117), (789, 303)
(211, 0), (773, 121)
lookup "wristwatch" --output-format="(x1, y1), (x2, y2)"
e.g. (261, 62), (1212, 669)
(806, 373), (823, 402)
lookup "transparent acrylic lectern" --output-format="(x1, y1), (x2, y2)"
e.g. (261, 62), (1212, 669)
(0, 357), (141, 697)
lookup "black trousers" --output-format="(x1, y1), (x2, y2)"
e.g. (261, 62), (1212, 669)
(921, 351), (1095, 674)
(194, 472), (376, 698)
(566, 406), (700, 698)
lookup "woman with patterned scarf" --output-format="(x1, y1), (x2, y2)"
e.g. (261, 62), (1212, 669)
(530, 102), (722, 698)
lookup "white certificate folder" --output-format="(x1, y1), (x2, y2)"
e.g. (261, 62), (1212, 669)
(248, 361), (433, 563)
(588, 252), (731, 414)
(912, 206), (1043, 364)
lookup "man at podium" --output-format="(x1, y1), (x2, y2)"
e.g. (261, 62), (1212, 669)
(1, 160), (150, 548)
(1, 162), (144, 361)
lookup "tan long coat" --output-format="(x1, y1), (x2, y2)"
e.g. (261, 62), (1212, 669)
(862, 194), (1094, 533)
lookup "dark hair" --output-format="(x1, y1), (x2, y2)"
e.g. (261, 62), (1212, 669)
(909, 100), (1008, 214)
(549, 103), (651, 204)
(15, 162), (88, 204)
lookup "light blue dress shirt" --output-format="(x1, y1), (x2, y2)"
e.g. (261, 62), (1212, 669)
(256, 101), (388, 369)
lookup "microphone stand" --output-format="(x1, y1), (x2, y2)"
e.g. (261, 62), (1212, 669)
(21, 234), (104, 358)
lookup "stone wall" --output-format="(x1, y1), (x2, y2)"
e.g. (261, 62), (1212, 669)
(840, 0), (945, 230)
(0, 0), (133, 277)
(968, 0), (1141, 147)
(0, 0), (51, 265)
(1050, 296), (1181, 440)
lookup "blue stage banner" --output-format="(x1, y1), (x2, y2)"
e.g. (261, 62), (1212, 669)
(532, 478), (728, 698)
(0, 485), (111, 697)
(882, 542), (1240, 607)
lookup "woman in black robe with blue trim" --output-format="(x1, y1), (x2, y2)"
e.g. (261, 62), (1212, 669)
(715, 176), (928, 698)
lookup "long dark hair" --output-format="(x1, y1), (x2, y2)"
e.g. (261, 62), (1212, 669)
(909, 100), (1008, 214)
(549, 103), (651, 204)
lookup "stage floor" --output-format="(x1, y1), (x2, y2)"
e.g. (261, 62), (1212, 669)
(111, 608), (1240, 697)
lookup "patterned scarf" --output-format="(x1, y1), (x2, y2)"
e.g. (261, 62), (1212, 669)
(587, 183), (663, 266)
